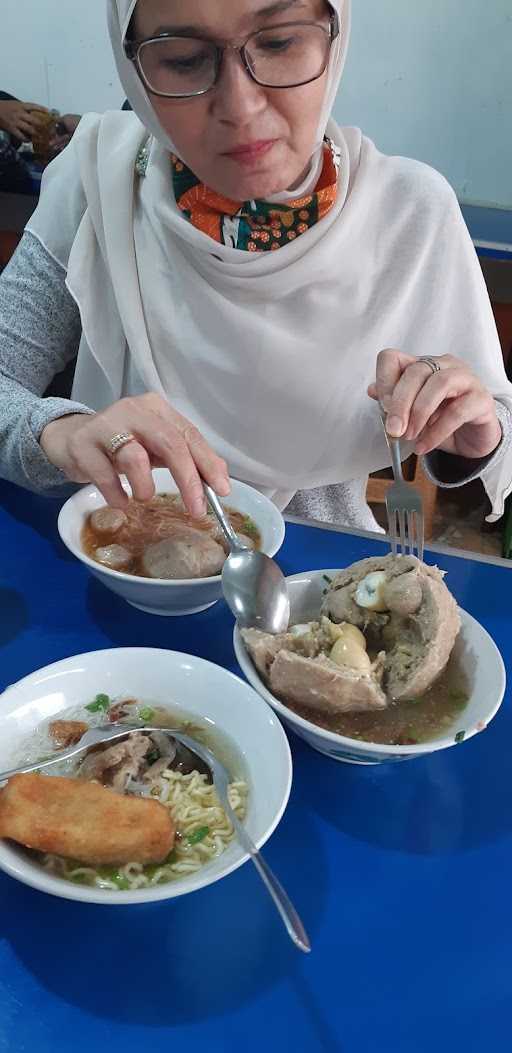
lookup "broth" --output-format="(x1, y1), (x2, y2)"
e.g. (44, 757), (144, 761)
(81, 493), (261, 578)
(284, 652), (469, 746)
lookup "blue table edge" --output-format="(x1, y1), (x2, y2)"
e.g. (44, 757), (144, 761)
(284, 513), (512, 569)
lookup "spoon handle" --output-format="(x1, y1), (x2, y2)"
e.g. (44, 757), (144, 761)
(203, 483), (242, 552)
(230, 811), (311, 954)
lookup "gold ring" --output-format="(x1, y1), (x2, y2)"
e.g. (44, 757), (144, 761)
(417, 356), (441, 376)
(107, 432), (136, 457)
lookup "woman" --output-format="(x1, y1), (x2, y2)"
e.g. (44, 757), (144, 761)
(0, 0), (511, 530)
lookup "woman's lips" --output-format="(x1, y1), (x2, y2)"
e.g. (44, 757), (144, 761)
(223, 140), (278, 165)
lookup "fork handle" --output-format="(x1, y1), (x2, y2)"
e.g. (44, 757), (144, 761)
(379, 404), (404, 482)
(388, 435), (405, 482)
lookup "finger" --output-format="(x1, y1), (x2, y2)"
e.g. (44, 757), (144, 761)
(414, 392), (483, 454)
(367, 382), (378, 401)
(111, 441), (155, 503)
(403, 368), (473, 441)
(136, 395), (230, 497)
(18, 115), (45, 137)
(142, 426), (209, 518)
(14, 119), (37, 139)
(375, 348), (417, 413)
(385, 361), (457, 438)
(24, 103), (50, 114)
(70, 443), (129, 508)
(177, 420), (231, 496)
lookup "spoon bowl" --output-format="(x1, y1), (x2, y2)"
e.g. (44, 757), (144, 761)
(204, 484), (290, 633)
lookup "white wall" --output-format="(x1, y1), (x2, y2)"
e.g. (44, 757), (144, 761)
(335, 0), (512, 210)
(2, 0), (511, 207)
(2, 0), (123, 114)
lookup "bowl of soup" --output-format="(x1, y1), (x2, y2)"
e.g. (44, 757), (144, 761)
(0, 647), (292, 904)
(234, 564), (506, 765)
(58, 469), (286, 616)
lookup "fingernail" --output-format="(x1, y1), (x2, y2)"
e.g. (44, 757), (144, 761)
(217, 475), (231, 496)
(381, 395), (391, 412)
(387, 416), (404, 437)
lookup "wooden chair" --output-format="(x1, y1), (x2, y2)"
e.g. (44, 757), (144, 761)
(366, 456), (438, 540)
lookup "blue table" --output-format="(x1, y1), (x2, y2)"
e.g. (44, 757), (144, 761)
(1, 481), (511, 1053)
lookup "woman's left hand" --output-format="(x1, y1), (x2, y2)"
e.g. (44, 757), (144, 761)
(368, 349), (502, 459)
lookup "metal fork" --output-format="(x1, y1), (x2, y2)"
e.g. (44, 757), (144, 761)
(380, 407), (424, 561)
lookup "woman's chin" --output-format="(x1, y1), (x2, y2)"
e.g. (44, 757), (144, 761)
(209, 155), (301, 203)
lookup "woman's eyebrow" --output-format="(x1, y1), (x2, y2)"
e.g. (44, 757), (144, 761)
(149, 0), (306, 38)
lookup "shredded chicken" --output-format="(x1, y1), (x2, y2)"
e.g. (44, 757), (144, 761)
(79, 734), (151, 792)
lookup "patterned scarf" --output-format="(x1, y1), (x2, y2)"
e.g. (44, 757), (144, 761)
(171, 140), (340, 252)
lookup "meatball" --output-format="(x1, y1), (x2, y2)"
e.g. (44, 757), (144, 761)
(322, 584), (364, 626)
(141, 532), (226, 580)
(90, 508), (128, 534)
(94, 544), (133, 571)
(383, 575), (423, 616)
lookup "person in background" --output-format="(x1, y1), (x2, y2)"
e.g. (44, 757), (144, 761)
(0, 92), (49, 144)
(0, 92), (81, 192)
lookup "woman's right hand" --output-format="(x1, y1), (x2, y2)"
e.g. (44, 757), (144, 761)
(39, 393), (231, 517)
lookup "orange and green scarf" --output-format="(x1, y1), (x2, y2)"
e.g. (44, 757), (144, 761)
(171, 140), (339, 252)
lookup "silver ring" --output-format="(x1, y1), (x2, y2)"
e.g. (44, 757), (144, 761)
(107, 432), (136, 457)
(417, 356), (442, 376)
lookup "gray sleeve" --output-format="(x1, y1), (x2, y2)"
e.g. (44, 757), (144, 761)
(422, 399), (512, 489)
(0, 231), (94, 495)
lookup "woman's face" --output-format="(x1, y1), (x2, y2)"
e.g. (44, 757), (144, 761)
(132, 0), (332, 200)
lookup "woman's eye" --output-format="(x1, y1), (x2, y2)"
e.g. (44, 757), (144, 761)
(161, 54), (208, 72)
(259, 36), (294, 52)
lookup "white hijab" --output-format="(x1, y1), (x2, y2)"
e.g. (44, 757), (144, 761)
(27, 0), (512, 517)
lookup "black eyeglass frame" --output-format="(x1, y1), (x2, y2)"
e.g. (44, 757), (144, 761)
(123, 11), (340, 98)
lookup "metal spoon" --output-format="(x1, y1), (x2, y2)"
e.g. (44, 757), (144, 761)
(0, 724), (310, 954)
(204, 484), (290, 634)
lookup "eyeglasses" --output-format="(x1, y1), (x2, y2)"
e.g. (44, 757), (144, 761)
(124, 13), (340, 99)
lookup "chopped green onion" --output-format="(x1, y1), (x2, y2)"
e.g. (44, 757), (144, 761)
(455, 730), (466, 744)
(139, 706), (155, 722)
(187, 826), (210, 845)
(322, 574), (333, 585)
(242, 517), (259, 538)
(98, 867), (130, 890)
(146, 749), (160, 765)
(86, 693), (110, 713)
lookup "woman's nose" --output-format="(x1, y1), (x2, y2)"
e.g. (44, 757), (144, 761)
(210, 49), (268, 124)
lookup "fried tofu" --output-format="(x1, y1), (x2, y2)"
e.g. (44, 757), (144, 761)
(49, 720), (89, 748)
(0, 773), (174, 865)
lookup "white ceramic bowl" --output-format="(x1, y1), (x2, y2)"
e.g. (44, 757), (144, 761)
(0, 647), (292, 904)
(234, 569), (506, 765)
(58, 469), (286, 616)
